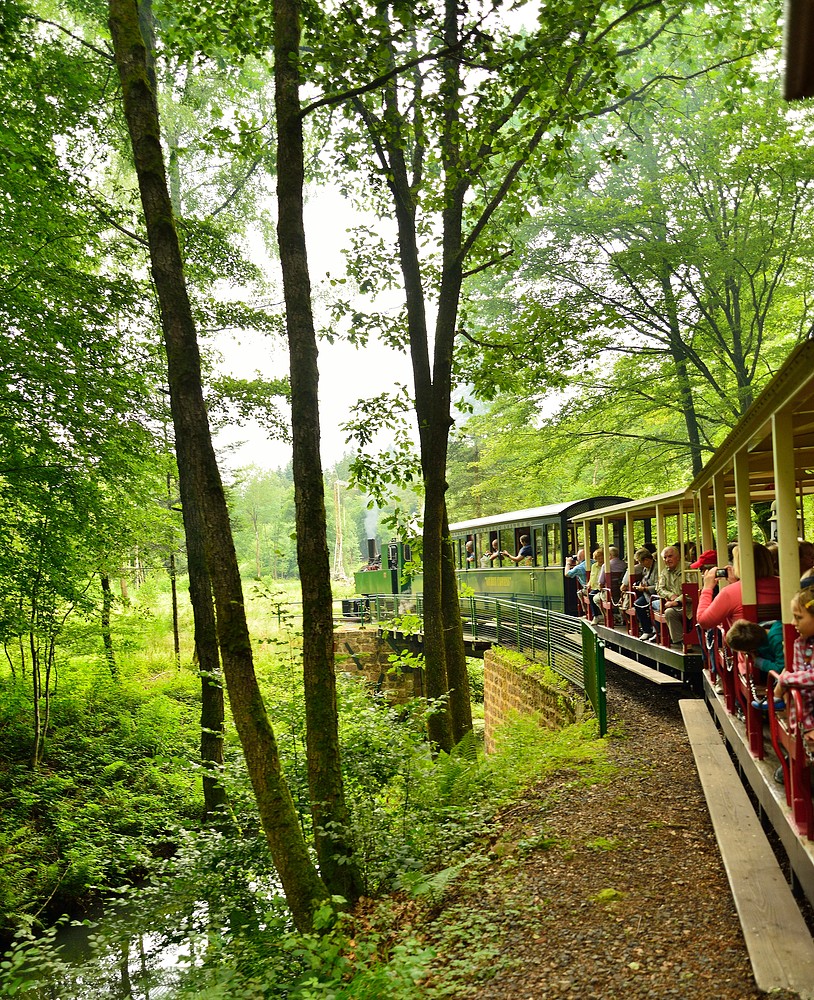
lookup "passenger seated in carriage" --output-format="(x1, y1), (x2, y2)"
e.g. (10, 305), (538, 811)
(618, 551), (643, 615)
(480, 538), (501, 567)
(773, 586), (814, 758)
(800, 540), (814, 588)
(592, 547), (627, 620)
(564, 548), (587, 586)
(586, 548), (603, 623)
(725, 618), (785, 711)
(697, 542), (780, 634)
(633, 549), (659, 638)
(643, 545), (687, 647)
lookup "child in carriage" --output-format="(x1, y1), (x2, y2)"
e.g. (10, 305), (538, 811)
(773, 585), (814, 755)
(725, 617), (785, 711)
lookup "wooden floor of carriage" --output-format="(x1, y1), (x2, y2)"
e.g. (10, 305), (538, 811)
(600, 623), (814, 999)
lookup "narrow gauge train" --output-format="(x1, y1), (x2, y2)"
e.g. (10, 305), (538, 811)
(572, 338), (814, 911)
(354, 495), (630, 615)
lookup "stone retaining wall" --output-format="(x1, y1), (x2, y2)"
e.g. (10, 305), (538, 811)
(483, 647), (585, 753)
(333, 625), (424, 702)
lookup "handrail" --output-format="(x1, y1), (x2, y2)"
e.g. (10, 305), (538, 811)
(265, 594), (607, 736)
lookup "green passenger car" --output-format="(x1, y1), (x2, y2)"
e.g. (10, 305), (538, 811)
(355, 497), (629, 613)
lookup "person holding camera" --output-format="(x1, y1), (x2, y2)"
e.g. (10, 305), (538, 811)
(696, 542), (781, 634)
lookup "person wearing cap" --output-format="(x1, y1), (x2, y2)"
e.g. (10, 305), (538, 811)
(691, 550), (718, 573)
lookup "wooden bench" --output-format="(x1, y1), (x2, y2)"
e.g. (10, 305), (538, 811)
(602, 648), (682, 685)
(680, 699), (814, 998)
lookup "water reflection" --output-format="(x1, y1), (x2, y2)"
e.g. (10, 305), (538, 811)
(5, 879), (282, 999)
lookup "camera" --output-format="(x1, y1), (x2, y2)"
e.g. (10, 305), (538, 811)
(715, 568), (728, 578)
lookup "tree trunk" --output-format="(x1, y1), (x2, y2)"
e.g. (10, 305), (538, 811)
(30, 627), (40, 769)
(168, 551), (181, 670)
(254, 514), (262, 578)
(185, 495), (229, 822)
(150, 3), (228, 825)
(660, 271), (705, 477)
(100, 573), (118, 678)
(109, 0), (329, 931)
(273, 0), (362, 903)
(441, 505), (471, 744)
(375, 61), (456, 751)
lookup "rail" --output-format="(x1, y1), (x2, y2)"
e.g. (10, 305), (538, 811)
(344, 593), (607, 735)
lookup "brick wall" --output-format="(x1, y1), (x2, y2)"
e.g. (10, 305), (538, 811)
(483, 647), (585, 753)
(333, 625), (424, 703)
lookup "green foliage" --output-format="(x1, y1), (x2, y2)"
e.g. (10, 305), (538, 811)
(0, 562), (612, 997)
(454, 60), (814, 493)
(0, 657), (206, 932)
(396, 862), (467, 904)
(466, 659), (484, 705)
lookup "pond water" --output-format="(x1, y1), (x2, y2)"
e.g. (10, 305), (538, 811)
(6, 905), (204, 999)
(4, 875), (284, 999)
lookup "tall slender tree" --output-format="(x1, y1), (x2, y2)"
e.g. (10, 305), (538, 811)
(273, 0), (362, 903)
(107, 0), (329, 930)
(304, 0), (738, 748)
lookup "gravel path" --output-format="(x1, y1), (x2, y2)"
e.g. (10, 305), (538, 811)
(422, 664), (803, 999)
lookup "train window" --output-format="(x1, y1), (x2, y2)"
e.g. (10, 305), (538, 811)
(534, 528), (544, 567)
(473, 532), (484, 566)
(545, 524), (561, 567)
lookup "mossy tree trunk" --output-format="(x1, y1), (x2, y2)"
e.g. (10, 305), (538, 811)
(185, 496), (229, 823)
(100, 573), (118, 678)
(273, 0), (362, 903)
(108, 0), (329, 931)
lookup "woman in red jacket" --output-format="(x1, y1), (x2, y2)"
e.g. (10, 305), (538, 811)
(696, 542), (781, 632)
